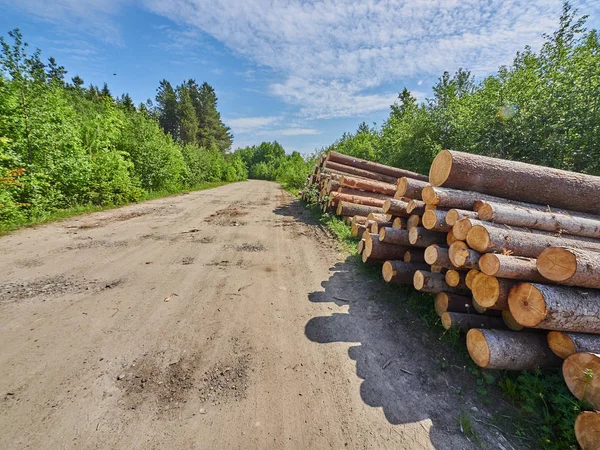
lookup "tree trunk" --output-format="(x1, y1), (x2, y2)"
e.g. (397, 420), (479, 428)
(404, 249), (425, 263)
(466, 329), (560, 370)
(392, 217), (404, 229)
(471, 273), (517, 309)
(352, 224), (367, 239)
(336, 202), (383, 218)
(364, 234), (407, 261)
(379, 227), (411, 246)
(370, 221), (392, 234)
(330, 191), (386, 208)
(435, 292), (474, 316)
(396, 177), (428, 199)
(337, 187), (391, 201)
(367, 213), (391, 222)
(445, 270), (467, 288)
(441, 312), (505, 332)
(429, 149), (600, 215)
(448, 241), (480, 269)
(413, 270), (468, 294)
(424, 245), (452, 267)
(325, 161), (398, 184)
(466, 225), (600, 257)
(339, 176), (396, 195)
(563, 353), (600, 410)
(509, 283), (600, 332)
(357, 238), (365, 254)
(479, 254), (548, 282)
(446, 209), (478, 226)
(537, 247), (600, 288)
(407, 214), (421, 229)
(575, 411), (600, 450)
(383, 199), (411, 217)
(422, 210), (452, 232)
(465, 269), (480, 289)
(327, 150), (428, 181)
(382, 260), (429, 284)
(547, 331), (600, 359)
(408, 227), (447, 247)
(351, 215), (368, 225)
(406, 199), (426, 215)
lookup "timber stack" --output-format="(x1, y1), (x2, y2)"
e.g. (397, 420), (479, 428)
(303, 149), (600, 448)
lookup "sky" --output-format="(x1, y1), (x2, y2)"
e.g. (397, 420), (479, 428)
(1, 1), (599, 155)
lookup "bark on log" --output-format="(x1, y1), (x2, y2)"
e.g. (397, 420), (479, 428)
(434, 292), (474, 316)
(351, 223), (367, 239)
(448, 241), (480, 269)
(339, 176), (396, 196)
(466, 329), (560, 370)
(351, 215), (368, 226)
(445, 270), (467, 289)
(407, 215), (421, 230)
(337, 187), (391, 201)
(406, 199), (426, 216)
(471, 273), (517, 309)
(537, 247), (600, 288)
(371, 221), (392, 234)
(479, 254), (548, 282)
(429, 149), (600, 215)
(364, 234), (407, 261)
(478, 201), (600, 238)
(382, 260), (429, 284)
(330, 191), (386, 208)
(379, 227), (411, 246)
(336, 202), (383, 218)
(367, 213), (390, 222)
(383, 199), (411, 217)
(413, 271), (468, 294)
(404, 249), (425, 263)
(424, 245), (452, 267)
(575, 411), (600, 450)
(465, 269), (480, 290)
(392, 217), (404, 229)
(396, 177), (428, 199)
(547, 331), (600, 359)
(408, 227), (447, 247)
(446, 209), (478, 227)
(466, 225), (600, 257)
(325, 161), (398, 184)
(563, 353), (600, 410)
(422, 210), (452, 232)
(508, 283), (600, 332)
(327, 151), (428, 181)
(501, 310), (525, 331)
(441, 312), (505, 332)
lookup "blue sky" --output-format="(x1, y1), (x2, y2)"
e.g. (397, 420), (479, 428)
(1, 1), (599, 154)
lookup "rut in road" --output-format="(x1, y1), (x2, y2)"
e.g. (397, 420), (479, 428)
(0, 180), (516, 449)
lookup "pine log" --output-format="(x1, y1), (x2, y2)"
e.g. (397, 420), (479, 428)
(424, 245), (452, 267)
(336, 202), (383, 218)
(351, 223), (367, 239)
(371, 221), (392, 234)
(537, 247), (600, 288)
(362, 252), (384, 264)
(383, 199), (411, 217)
(357, 239), (365, 254)
(364, 234), (407, 261)
(471, 273), (517, 309)
(508, 283), (600, 332)
(465, 269), (480, 290)
(406, 199), (426, 216)
(466, 329), (560, 370)
(446, 230), (459, 246)
(379, 227), (411, 246)
(413, 270), (468, 294)
(446, 209), (478, 227)
(392, 217), (404, 229)
(563, 353), (600, 410)
(435, 292), (474, 316)
(422, 210), (452, 232)
(339, 176), (396, 196)
(575, 411), (600, 450)
(422, 185), (538, 210)
(382, 260), (429, 284)
(430, 265), (444, 273)
(407, 215), (421, 230)
(452, 218), (479, 241)
(429, 149), (600, 215)
(337, 187), (391, 201)
(441, 312), (505, 332)
(448, 241), (480, 269)
(396, 177), (428, 199)
(408, 227), (447, 247)
(330, 191), (385, 208)
(501, 310), (525, 331)
(479, 253), (548, 282)
(404, 249), (425, 263)
(351, 215), (368, 226)
(326, 151), (428, 181)
(547, 331), (600, 359)
(367, 212), (391, 222)
(466, 225), (600, 257)
(445, 270), (467, 289)
(325, 161), (397, 184)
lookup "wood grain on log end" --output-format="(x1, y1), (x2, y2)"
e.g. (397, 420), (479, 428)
(429, 150), (452, 187)
(396, 177), (408, 196)
(421, 185), (439, 205)
(453, 218), (474, 241)
(508, 283), (546, 327)
(547, 331), (576, 359)
(479, 253), (500, 276)
(466, 225), (490, 252)
(477, 201), (493, 221)
(471, 273), (500, 308)
(466, 329), (491, 368)
(448, 241), (469, 267)
(424, 245), (439, 265)
(563, 352), (600, 411)
(407, 214), (420, 230)
(392, 217), (403, 229)
(465, 269), (480, 289)
(413, 270), (426, 290)
(537, 247), (577, 282)
(575, 411), (600, 450)
(382, 261), (395, 282)
(445, 270), (461, 287)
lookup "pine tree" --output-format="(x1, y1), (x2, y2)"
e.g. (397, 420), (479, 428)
(70, 75), (84, 91)
(46, 56), (66, 85)
(100, 82), (111, 99)
(176, 84), (198, 144)
(197, 82), (232, 152)
(155, 79), (178, 138)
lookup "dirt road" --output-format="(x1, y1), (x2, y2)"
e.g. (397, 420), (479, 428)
(0, 180), (513, 449)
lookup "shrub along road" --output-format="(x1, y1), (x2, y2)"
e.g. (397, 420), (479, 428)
(0, 180), (515, 449)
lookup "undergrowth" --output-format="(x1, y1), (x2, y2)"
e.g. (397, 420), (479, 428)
(300, 194), (581, 449)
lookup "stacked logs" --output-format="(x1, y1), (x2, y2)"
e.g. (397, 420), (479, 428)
(303, 150), (600, 447)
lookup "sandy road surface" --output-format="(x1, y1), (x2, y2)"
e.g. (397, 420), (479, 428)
(0, 180), (514, 449)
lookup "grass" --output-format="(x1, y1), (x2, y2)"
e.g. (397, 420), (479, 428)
(298, 194), (582, 450)
(0, 180), (235, 235)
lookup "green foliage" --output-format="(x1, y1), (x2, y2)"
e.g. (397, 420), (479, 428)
(0, 29), (247, 232)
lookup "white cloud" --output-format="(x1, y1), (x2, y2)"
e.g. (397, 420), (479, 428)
(226, 116), (280, 134)
(259, 128), (321, 136)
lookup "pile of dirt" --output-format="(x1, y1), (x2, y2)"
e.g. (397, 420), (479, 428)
(204, 206), (248, 226)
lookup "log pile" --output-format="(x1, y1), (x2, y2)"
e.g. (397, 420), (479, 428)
(302, 149), (600, 447)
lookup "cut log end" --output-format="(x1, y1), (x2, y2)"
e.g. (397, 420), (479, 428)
(446, 209), (459, 226)
(429, 150), (452, 187)
(479, 253), (500, 276)
(422, 210), (437, 230)
(563, 353), (600, 411)
(502, 310), (524, 331)
(465, 269), (480, 290)
(448, 241), (469, 267)
(466, 225), (490, 253)
(413, 271), (425, 290)
(382, 261), (395, 283)
(407, 215), (420, 229)
(471, 273), (500, 308)
(445, 270), (461, 287)
(424, 246), (439, 265)
(508, 283), (546, 328)
(477, 202), (493, 221)
(441, 312), (453, 330)
(466, 329), (490, 368)
(547, 331), (576, 359)
(575, 411), (600, 450)
(382, 198), (392, 214)
(396, 177), (408, 196)
(537, 247), (577, 282)
(392, 217), (403, 229)
(421, 185), (439, 206)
